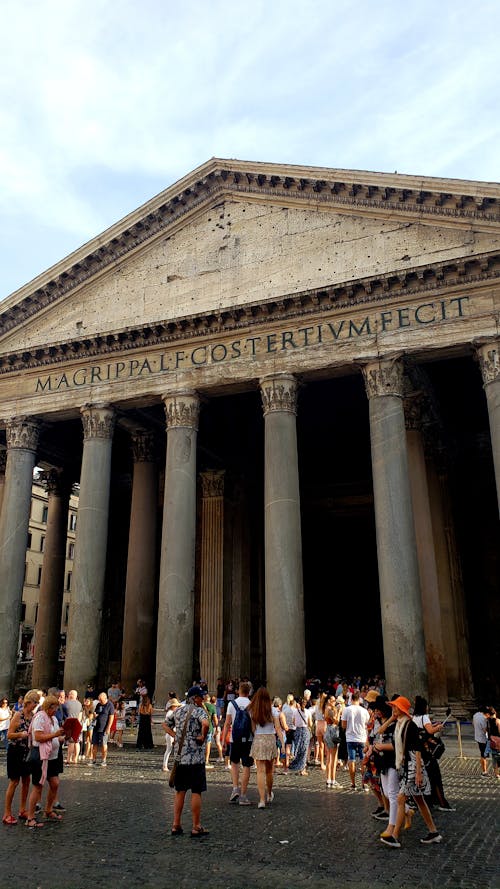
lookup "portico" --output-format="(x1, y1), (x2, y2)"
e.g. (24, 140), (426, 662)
(0, 159), (498, 706)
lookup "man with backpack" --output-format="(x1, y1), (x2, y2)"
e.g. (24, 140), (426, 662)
(221, 681), (253, 805)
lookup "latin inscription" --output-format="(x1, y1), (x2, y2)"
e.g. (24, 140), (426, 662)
(35, 296), (469, 393)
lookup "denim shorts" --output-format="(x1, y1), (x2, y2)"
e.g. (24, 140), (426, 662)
(347, 741), (365, 761)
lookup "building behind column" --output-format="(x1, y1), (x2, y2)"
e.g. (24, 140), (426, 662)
(0, 158), (498, 709)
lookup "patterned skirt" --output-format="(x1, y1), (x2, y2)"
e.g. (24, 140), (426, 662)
(250, 733), (278, 761)
(399, 751), (431, 797)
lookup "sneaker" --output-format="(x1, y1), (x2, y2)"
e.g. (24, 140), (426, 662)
(331, 780), (341, 788)
(481, 772), (489, 777)
(326, 780), (332, 787)
(266, 791), (274, 804)
(205, 764), (215, 770)
(89, 760), (95, 766)
(257, 801), (266, 809)
(371, 806), (386, 818)
(375, 811), (390, 821)
(53, 802), (66, 811)
(380, 835), (401, 848)
(420, 831), (443, 844)
(238, 796), (251, 806)
(437, 805), (456, 812)
(101, 761), (107, 767)
(229, 788), (240, 803)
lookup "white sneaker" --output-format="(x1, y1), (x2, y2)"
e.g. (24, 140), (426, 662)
(257, 801), (266, 809)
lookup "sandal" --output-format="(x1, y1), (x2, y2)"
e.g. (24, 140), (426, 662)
(191, 826), (209, 837)
(171, 826), (183, 836)
(44, 811), (63, 821)
(26, 818), (43, 829)
(2, 815), (18, 825)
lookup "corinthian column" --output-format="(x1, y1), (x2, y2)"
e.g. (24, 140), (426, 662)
(0, 450), (6, 519)
(362, 360), (427, 700)
(199, 470), (225, 692)
(155, 391), (200, 703)
(64, 404), (115, 694)
(260, 373), (305, 697)
(478, 340), (500, 513)
(0, 417), (40, 696)
(404, 398), (448, 706)
(32, 469), (72, 690)
(121, 431), (158, 692)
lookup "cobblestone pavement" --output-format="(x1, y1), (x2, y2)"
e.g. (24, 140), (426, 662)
(1, 741), (499, 889)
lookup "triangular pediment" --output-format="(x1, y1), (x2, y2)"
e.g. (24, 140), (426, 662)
(1, 158), (499, 355)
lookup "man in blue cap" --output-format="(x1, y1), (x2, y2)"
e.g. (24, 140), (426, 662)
(165, 686), (209, 837)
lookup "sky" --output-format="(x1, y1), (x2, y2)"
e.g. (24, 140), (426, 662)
(1, 0), (498, 300)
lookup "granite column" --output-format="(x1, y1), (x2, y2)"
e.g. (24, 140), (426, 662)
(362, 360), (427, 700)
(32, 469), (72, 690)
(121, 431), (158, 693)
(199, 470), (225, 692)
(478, 340), (500, 514)
(260, 373), (305, 697)
(155, 392), (200, 703)
(0, 417), (40, 696)
(64, 404), (115, 695)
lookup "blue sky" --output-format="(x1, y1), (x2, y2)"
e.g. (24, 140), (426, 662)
(1, 0), (498, 299)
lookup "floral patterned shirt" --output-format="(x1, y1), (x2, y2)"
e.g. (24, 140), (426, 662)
(166, 704), (207, 765)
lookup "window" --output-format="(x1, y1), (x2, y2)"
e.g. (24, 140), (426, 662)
(20, 603), (26, 622)
(66, 572), (72, 591)
(37, 566), (43, 585)
(69, 514), (77, 531)
(40, 536), (45, 553)
(64, 604), (70, 625)
(27, 532), (32, 549)
(34, 604), (38, 624)
(42, 505), (48, 523)
(68, 542), (75, 559)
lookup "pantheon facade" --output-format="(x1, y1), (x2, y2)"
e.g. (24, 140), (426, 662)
(0, 159), (498, 708)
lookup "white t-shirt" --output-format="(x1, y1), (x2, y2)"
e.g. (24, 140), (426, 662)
(31, 712), (60, 759)
(0, 706), (10, 731)
(473, 712), (487, 743)
(254, 706), (280, 735)
(342, 703), (369, 742)
(227, 696), (251, 722)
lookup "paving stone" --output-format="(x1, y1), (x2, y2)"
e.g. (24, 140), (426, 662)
(0, 746), (498, 889)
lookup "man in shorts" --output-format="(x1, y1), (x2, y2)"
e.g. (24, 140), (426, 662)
(341, 690), (369, 790)
(221, 681), (253, 806)
(473, 707), (490, 776)
(91, 693), (114, 767)
(165, 686), (209, 836)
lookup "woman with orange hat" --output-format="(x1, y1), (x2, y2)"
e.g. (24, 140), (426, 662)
(380, 696), (442, 849)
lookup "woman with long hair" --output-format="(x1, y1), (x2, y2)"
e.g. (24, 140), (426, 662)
(248, 687), (284, 808)
(289, 696), (312, 776)
(313, 693), (327, 769)
(412, 695), (453, 811)
(2, 689), (40, 824)
(136, 695), (154, 749)
(324, 694), (343, 787)
(81, 698), (95, 760)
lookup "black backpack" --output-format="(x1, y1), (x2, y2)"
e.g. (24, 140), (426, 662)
(231, 701), (252, 743)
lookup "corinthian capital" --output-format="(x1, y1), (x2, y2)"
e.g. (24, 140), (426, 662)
(362, 359), (405, 399)
(163, 391), (200, 430)
(200, 470), (225, 498)
(80, 404), (115, 440)
(131, 430), (156, 463)
(6, 416), (40, 452)
(259, 374), (298, 416)
(477, 340), (500, 385)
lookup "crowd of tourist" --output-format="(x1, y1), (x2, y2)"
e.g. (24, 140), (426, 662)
(2, 673), (499, 847)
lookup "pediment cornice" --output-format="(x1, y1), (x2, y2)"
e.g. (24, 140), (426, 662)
(1, 249), (498, 375)
(1, 158), (499, 341)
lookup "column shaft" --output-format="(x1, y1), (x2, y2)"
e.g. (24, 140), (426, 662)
(0, 418), (39, 696)
(121, 432), (158, 692)
(406, 419), (448, 705)
(199, 471), (224, 691)
(64, 405), (115, 695)
(260, 374), (305, 697)
(478, 341), (500, 513)
(363, 361), (427, 700)
(32, 471), (71, 690)
(155, 392), (199, 703)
